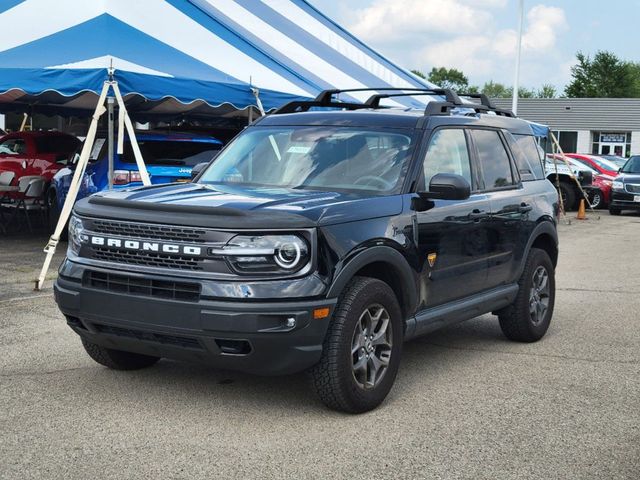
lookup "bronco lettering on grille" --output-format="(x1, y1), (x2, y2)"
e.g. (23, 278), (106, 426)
(89, 235), (202, 256)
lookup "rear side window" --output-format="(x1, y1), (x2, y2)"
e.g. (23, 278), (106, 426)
(421, 129), (472, 190)
(471, 129), (515, 189)
(512, 134), (544, 180)
(0, 138), (26, 155)
(35, 135), (79, 154)
(122, 141), (222, 167)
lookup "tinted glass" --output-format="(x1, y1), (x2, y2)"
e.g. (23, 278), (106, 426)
(621, 156), (640, 173)
(0, 139), (26, 155)
(35, 135), (79, 154)
(512, 134), (544, 180)
(472, 129), (514, 189)
(122, 141), (222, 167)
(199, 127), (414, 195)
(422, 129), (471, 189)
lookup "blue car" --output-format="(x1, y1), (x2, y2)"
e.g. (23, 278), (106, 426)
(50, 131), (222, 212)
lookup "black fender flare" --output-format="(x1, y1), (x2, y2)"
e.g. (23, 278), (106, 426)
(516, 220), (558, 278)
(326, 245), (417, 315)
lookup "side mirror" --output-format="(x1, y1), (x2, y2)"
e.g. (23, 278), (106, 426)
(420, 173), (471, 201)
(190, 162), (208, 180)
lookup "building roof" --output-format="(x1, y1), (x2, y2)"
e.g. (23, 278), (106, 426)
(492, 98), (640, 131)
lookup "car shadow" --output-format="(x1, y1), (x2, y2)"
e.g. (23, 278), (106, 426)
(81, 314), (510, 415)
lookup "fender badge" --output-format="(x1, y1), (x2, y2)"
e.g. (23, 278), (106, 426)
(427, 253), (437, 268)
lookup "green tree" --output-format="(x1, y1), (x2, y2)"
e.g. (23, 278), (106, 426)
(480, 81), (510, 98)
(537, 84), (557, 98)
(426, 67), (469, 91)
(411, 69), (427, 79)
(565, 51), (640, 97)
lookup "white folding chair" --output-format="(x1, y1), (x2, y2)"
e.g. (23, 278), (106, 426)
(3, 176), (47, 233)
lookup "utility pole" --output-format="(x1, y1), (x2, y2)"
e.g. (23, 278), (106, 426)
(512, 0), (524, 115)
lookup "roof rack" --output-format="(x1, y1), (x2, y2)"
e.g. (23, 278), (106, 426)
(272, 87), (515, 118)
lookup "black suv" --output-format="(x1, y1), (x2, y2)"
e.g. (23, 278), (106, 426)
(54, 89), (559, 413)
(609, 155), (640, 215)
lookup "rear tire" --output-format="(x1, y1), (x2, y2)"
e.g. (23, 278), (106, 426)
(609, 206), (621, 216)
(309, 277), (403, 413)
(558, 182), (576, 211)
(498, 248), (555, 342)
(81, 338), (160, 370)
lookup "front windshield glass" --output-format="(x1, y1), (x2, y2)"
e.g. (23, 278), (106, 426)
(588, 156), (619, 171)
(601, 155), (627, 168)
(621, 156), (640, 173)
(198, 127), (415, 194)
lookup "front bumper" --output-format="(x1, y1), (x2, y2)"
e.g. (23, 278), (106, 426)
(610, 191), (640, 210)
(54, 264), (336, 376)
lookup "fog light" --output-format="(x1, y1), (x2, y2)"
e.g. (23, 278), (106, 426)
(285, 317), (296, 328)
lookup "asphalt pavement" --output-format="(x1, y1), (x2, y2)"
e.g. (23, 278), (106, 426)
(1, 211), (639, 479)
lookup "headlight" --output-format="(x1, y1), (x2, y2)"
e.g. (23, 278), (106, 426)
(600, 178), (613, 186)
(612, 181), (624, 190)
(68, 215), (87, 255)
(216, 234), (310, 274)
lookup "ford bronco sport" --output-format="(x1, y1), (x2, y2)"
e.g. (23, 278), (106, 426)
(54, 88), (559, 413)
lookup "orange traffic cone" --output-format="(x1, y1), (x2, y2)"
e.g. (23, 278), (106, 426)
(576, 199), (586, 220)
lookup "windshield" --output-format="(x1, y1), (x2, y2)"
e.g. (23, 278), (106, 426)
(198, 127), (415, 194)
(586, 156), (619, 171)
(600, 155), (627, 168)
(122, 140), (221, 167)
(621, 156), (640, 174)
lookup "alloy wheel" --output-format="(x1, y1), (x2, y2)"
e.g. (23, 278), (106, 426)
(529, 266), (550, 326)
(351, 304), (393, 389)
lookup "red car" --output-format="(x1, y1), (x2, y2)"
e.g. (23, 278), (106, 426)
(565, 154), (620, 177)
(0, 131), (80, 187)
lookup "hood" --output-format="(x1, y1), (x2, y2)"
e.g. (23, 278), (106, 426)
(618, 173), (640, 183)
(74, 182), (403, 229)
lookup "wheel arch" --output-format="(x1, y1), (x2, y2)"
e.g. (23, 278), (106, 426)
(326, 245), (417, 320)
(517, 220), (558, 278)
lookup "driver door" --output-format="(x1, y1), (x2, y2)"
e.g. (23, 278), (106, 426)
(413, 127), (491, 310)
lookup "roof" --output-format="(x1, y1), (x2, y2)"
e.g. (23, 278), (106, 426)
(257, 107), (535, 134)
(0, 0), (434, 119)
(492, 98), (640, 130)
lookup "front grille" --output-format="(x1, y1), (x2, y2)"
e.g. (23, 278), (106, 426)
(91, 219), (207, 243)
(93, 323), (203, 350)
(625, 184), (640, 194)
(85, 270), (201, 301)
(92, 247), (204, 271)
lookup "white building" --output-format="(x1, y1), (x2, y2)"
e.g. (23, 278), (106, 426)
(492, 98), (640, 157)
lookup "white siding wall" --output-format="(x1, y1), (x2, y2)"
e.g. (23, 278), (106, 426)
(631, 131), (640, 155)
(577, 130), (591, 153)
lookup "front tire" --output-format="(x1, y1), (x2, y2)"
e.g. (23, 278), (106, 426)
(498, 248), (555, 342)
(81, 338), (160, 370)
(558, 182), (576, 211)
(310, 277), (403, 413)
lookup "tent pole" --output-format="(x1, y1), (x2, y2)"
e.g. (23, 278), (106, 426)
(107, 97), (114, 189)
(35, 81), (110, 290)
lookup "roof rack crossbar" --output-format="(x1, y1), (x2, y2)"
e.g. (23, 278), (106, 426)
(314, 87), (463, 106)
(365, 91), (465, 108)
(458, 93), (497, 109)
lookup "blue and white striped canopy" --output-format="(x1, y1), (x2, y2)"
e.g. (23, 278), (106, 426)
(0, 0), (434, 119)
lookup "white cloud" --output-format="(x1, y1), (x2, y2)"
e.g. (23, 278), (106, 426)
(350, 0), (495, 43)
(347, 1), (570, 88)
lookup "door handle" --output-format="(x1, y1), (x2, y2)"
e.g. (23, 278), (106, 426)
(469, 209), (488, 220)
(518, 203), (533, 213)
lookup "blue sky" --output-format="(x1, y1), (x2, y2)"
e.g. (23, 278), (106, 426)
(309, 0), (640, 92)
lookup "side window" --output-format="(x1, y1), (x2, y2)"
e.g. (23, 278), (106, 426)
(0, 138), (26, 155)
(421, 129), (472, 190)
(472, 129), (515, 189)
(512, 134), (544, 180)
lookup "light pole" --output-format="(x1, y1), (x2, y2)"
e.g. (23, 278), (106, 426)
(512, 0), (524, 115)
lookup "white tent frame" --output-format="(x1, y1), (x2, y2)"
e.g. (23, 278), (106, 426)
(35, 78), (151, 290)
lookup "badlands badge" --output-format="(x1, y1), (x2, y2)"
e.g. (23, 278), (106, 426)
(427, 252), (437, 268)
